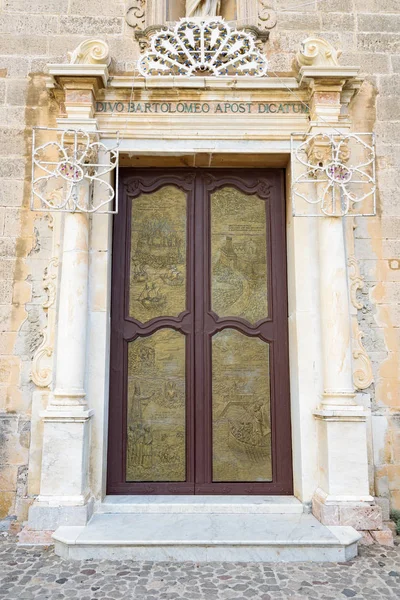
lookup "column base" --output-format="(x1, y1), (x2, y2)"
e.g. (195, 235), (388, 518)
(38, 409), (94, 505)
(27, 496), (94, 531)
(312, 488), (383, 530)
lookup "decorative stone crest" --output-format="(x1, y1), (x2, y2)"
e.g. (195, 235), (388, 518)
(296, 37), (341, 68)
(137, 17), (269, 77)
(68, 39), (111, 66)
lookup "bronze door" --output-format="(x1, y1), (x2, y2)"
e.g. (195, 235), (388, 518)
(107, 169), (293, 494)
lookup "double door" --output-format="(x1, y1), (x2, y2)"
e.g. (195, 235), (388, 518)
(107, 168), (292, 494)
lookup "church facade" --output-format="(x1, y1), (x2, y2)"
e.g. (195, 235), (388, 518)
(0, 0), (399, 559)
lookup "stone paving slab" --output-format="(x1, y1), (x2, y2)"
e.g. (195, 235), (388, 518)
(0, 532), (399, 599)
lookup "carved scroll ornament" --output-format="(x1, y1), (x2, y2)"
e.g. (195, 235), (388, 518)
(126, 0), (146, 30)
(296, 37), (341, 68)
(31, 331), (54, 388)
(348, 255), (374, 390)
(31, 256), (59, 388)
(258, 0), (277, 29)
(353, 330), (374, 391)
(68, 39), (111, 66)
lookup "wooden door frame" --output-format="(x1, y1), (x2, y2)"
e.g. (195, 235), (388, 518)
(107, 168), (293, 495)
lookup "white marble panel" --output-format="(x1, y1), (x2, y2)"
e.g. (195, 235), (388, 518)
(98, 495), (304, 514)
(52, 513), (361, 562)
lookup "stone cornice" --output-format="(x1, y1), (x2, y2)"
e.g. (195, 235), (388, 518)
(108, 75), (301, 91)
(46, 64), (110, 89)
(297, 66), (361, 88)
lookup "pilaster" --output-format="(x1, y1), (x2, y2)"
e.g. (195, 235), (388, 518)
(296, 43), (383, 532)
(28, 43), (109, 532)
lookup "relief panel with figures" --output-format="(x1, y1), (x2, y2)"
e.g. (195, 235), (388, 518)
(127, 329), (186, 482)
(211, 187), (268, 324)
(129, 186), (187, 323)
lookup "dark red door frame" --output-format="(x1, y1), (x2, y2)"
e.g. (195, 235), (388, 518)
(107, 168), (293, 495)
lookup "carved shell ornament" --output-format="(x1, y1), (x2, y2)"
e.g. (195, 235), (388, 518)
(137, 18), (269, 77)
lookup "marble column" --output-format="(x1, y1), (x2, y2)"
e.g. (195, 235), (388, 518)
(28, 204), (94, 530)
(305, 75), (382, 530)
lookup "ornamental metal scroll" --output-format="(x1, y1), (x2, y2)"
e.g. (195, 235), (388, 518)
(137, 17), (269, 77)
(31, 127), (120, 214)
(291, 132), (376, 217)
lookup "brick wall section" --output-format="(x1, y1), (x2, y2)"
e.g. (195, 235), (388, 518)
(0, 0), (399, 523)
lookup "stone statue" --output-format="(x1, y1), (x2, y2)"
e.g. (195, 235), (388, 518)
(186, 0), (222, 18)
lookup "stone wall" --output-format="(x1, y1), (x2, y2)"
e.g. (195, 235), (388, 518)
(0, 0), (399, 525)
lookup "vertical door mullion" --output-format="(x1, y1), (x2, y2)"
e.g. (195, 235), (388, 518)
(193, 173), (206, 490)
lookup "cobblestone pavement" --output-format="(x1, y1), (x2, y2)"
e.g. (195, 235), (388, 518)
(0, 533), (399, 600)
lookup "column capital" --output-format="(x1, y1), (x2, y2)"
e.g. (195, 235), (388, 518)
(46, 38), (111, 126)
(295, 36), (362, 123)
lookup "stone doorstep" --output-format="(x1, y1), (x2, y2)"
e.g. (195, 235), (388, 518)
(52, 513), (362, 562)
(97, 495), (304, 514)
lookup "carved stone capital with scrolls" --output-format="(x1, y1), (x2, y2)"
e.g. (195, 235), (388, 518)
(68, 39), (111, 66)
(296, 37), (342, 68)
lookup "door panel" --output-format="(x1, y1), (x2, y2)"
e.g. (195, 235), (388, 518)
(107, 169), (292, 495)
(126, 329), (187, 482)
(211, 186), (269, 324)
(211, 329), (272, 483)
(129, 185), (187, 322)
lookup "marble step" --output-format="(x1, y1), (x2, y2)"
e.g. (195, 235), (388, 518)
(97, 495), (304, 514)
(53, 513), (361, 562)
